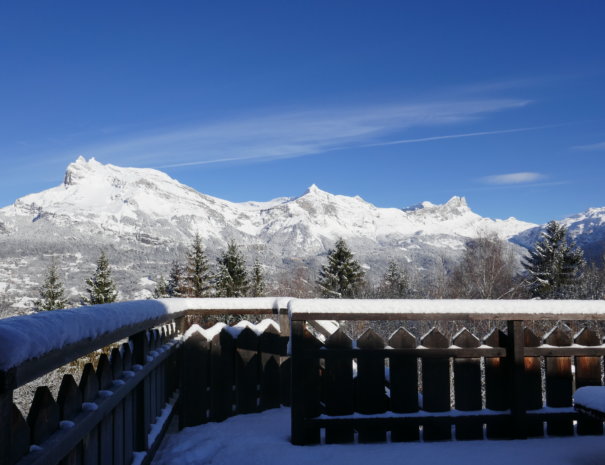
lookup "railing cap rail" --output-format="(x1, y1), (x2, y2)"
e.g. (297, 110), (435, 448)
(0, 297), (291, 390)
(288, 299), (605, 321)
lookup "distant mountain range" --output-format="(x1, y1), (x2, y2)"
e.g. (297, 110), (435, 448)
(0, 157), (602, 310)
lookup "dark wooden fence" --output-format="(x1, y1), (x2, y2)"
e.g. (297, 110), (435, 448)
(179, 321), (291, 428)
(0, 298), (290, 465)
(289, 299), (605, 445)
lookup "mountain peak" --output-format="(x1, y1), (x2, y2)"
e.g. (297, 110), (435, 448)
(302, 184), (329, 197)
(64, 156), (103, 186)
(305, 184), (321, 194)
(445, 196), (468, 208)
(402, 196), (468, 213)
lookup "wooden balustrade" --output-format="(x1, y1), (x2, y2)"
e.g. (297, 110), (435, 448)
(0, 298), (290, 465)
(289, 299), (605, 445)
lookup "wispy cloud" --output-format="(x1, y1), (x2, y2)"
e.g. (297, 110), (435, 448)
(482, 172), (545, 185)
(363, 126), (548, 148)
(572, 141), (605, 151)
(69, 98), (531, 168)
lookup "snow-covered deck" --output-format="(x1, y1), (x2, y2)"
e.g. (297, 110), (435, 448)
(152, 408), (605, 465)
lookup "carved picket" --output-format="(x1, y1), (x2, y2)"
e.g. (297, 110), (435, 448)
(324, 329), (354, 443)
(421, 328), (451, 441)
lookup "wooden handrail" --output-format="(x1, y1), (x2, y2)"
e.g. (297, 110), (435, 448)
(288, 299), (605, 321)
(0, 298), (291, 393)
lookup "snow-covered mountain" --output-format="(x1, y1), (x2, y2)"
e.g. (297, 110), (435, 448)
(0, 156), (552, 309)
(512, 206), (605, 261)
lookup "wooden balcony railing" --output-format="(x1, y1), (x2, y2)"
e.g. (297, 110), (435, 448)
(289, 299), (605, 445)
(0, 298), (290, 465)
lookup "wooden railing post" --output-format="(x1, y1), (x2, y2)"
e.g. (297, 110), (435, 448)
(131, 330), (150, 452)
(175, 316), (187, 336)
(507, 320), (527, 439)
(290, 320), (306, 445)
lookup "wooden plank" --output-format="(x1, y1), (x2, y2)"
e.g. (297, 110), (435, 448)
(544, 326), (574, 436)
(483, 329), (510, 439)
(130, 330), (149, 452)
(209, 329), (235, 422)
(277, 312), (291, 407)
(259, 324), (281, 411)
(57, 375), (83, 465)
(149, 331), (158, 426)
(304, 347), (505, 358)
(153, 329), (162, 420)
(279, 357), (291, 407)
(307, 409), (576, 428)
(235, 327), (260, 414)
(79, 364), (99, 465)
(94, 355), (113, 465)
(509, 322), (544, 437)
(323, 329), (354, 443)
(10, 403), (30, 465)
(27, 386), (60, 446)
(109, 348), (124, 465)
(355, 329), (387, 443)
(110, 349), (124, 465)
(421, 328), (451, 441)
(453, 328), (482, 440)
(180, 331), (209, 427)
(574, 328), (603, 435)
(524, 346), (605, 357)
(521, 327), (543, 438)
(121, 343), (134, 465)
(290, 321), (322, 445)
(159, 329), (167, 407)
(388, 327), (419, 442)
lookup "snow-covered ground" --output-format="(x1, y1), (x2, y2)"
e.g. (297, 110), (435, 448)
(152, 408), (605, 465)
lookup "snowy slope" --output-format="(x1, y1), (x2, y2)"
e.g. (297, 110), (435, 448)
(1, 157), (533, 246)
(512, 205), (605, 261)
(0, 157), (540, 309)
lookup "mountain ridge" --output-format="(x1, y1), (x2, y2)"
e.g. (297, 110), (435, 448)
(0, 157), (602, 310)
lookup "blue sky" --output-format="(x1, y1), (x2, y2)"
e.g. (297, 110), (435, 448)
(0, 1), (604, 224)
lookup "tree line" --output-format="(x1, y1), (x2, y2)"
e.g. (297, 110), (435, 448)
(29, 220), (605, 312)
(32, 233), (267, 311)
(151, 234), (265, 299)
(317, 221), (605, 300)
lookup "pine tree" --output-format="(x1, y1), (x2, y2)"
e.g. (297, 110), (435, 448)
(317, 238), (365, 298)
(379, 260), (409, 298)
(185, 233), (212, 297)
(249, 260), (266, 297)
(152, 275), (169, 298)
(83, 252), (118, 305)
(35, 260), (69, 311)
(523, 221), (585, 299)
(167, 261), (187, 297)
(215, 241), (249, 297)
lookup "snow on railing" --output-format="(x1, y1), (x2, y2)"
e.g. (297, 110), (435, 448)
(288, 298), (605, 321)
(0, 297), (291, 373)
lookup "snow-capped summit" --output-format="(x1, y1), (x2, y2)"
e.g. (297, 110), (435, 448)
(303, 184), (323, 196)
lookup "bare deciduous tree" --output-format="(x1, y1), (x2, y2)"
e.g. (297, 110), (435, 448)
(447, 234), (523, 299)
